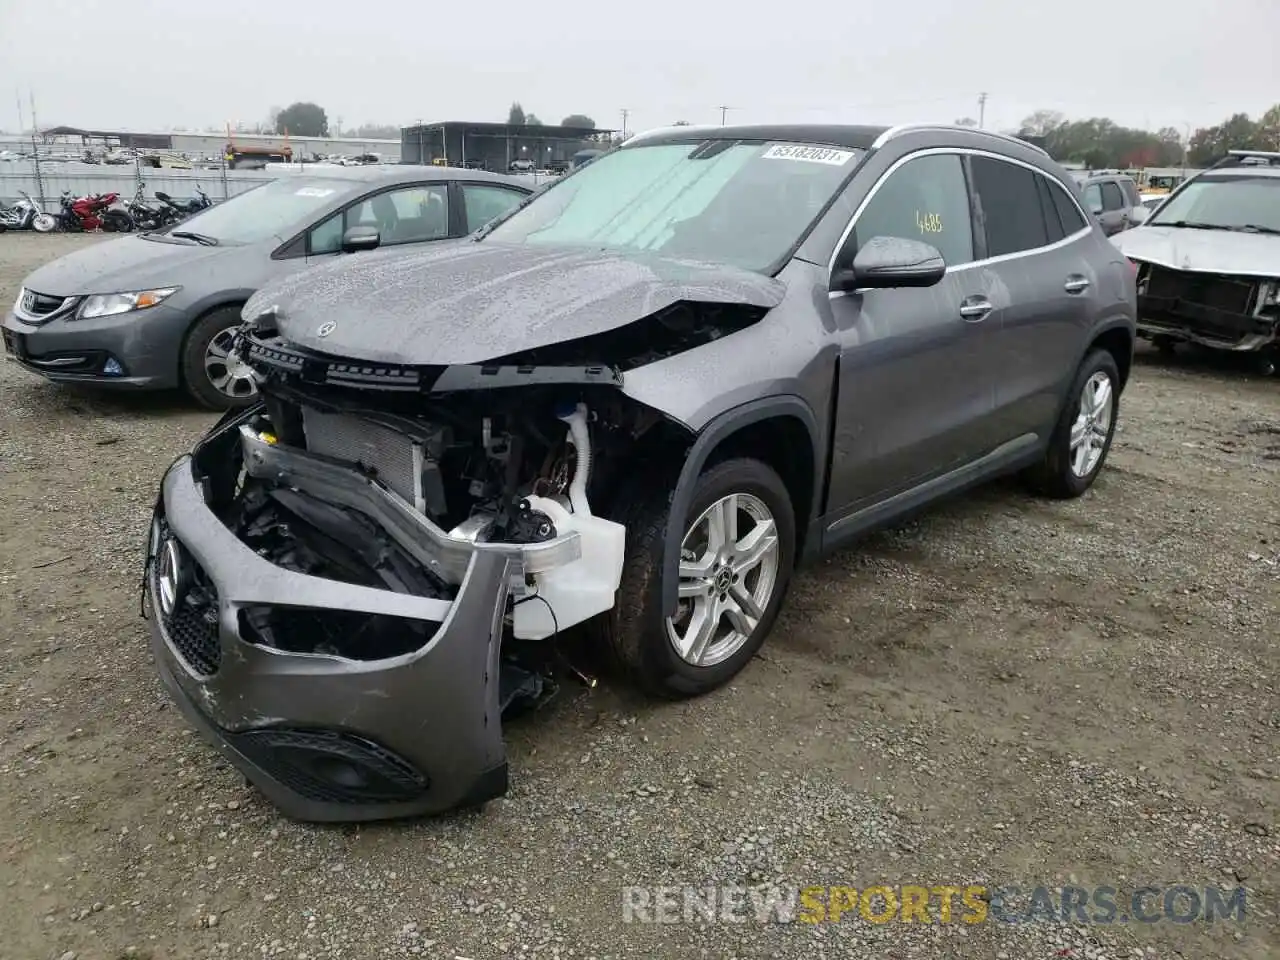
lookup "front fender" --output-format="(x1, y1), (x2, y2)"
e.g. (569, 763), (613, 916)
(660, 395), (823, 617)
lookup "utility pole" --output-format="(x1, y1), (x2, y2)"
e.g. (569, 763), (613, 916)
(718, 105), (732, 125)
(29, 90), (44, 210)
(620, 108), (629, 139)
(977, 92), (988, 129)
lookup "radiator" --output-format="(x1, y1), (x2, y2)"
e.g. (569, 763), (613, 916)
(300, 407), (424, 509)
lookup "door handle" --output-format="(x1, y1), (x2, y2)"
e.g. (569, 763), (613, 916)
(959, 297), (992, 322)
(1064, 276), (1090, 294)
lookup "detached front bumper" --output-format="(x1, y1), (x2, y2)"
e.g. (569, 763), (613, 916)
(146, 434), (581, 822)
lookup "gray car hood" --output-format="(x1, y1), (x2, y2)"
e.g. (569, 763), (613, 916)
(249, 240), (786, 365)
(1113, 224), (1280, 278)
(20, 234), (235, 296)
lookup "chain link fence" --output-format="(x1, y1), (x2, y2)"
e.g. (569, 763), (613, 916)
(0, 145), (316, 210)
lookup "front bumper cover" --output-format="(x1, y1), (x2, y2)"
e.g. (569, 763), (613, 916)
(146, 434), (582, 822)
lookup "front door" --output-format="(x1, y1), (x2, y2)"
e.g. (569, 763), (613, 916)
(822, 151), (999, 515)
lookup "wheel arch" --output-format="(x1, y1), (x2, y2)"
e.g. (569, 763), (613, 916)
(660, 396), (822, 617)
(1083, 319), (1134, 392)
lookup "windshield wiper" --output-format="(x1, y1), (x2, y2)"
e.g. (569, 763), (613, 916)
(170, 231), (219, 246)
(1236, 223), (1280, 235)
(1159, 220), (1231, 231)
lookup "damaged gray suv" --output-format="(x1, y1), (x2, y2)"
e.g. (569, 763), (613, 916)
(144, 123), (1136, 821)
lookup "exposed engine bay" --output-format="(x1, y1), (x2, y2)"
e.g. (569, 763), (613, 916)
(189, 323), (697, 676)
(1134, 262), (1280, 352)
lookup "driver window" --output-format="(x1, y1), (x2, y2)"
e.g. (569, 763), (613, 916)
(1083, 183), (1104, 215)
(850, 153), (974, 267)
(307, 212), (343, 255)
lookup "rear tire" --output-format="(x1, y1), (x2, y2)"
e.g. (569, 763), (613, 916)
(180, 306), (258, 411)
(103, 210), (133, 233)
(597, 458), (796, 699)
(1025, 348), (1121, 499)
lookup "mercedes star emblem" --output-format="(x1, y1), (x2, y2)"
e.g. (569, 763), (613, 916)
(155, 537), (185, 618)
(317, 320), (337, 338)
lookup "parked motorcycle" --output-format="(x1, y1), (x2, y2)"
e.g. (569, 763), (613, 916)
(32, 191), (133, 233)
(0, 192), (43, 232)
(154, 184), (212, 219)
(124, 183), (181, 231)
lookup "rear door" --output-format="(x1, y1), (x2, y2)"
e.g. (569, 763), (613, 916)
(823, 151), (1000, 513)
(967, 155), (1096, 441)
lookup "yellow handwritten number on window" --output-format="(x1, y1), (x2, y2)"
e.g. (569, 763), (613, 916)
(916, 211), (943, 234)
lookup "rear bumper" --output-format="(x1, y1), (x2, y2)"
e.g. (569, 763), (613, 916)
(145, 447), (552, 821)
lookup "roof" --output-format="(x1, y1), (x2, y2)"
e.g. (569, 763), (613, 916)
(401, 121), (612, 140)
(629, 124), (890, 149)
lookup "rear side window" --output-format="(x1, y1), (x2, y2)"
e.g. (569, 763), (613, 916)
(969, 156), (1050, 257)
(1119, 178), (1141, 206)
(1100, 181), (1125, 211)
(1049, 179), (1088, 234)
(1034, 176), (1065, 243)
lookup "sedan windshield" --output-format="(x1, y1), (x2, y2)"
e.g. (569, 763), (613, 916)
(163, 177), (354, 244)
(483, 140), (864, 272)
(1149, 174), (1280, 233)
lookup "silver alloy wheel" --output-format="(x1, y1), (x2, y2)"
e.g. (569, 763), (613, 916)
(667, 492), (780, 668)
(203, 326), (257, 400)
(1069, 370), (1114, 478)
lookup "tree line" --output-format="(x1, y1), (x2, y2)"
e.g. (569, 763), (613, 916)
(1002, 104), (1280, 169)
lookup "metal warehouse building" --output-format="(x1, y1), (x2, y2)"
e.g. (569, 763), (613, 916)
(400, 121), (611, 170)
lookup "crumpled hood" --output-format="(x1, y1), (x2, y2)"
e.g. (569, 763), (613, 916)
(248, 240), (786, 365)
(1113, 225), (1280, 278)
(19, 234), (234, 296)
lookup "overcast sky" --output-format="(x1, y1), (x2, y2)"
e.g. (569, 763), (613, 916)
(2, 0), (1276, 136)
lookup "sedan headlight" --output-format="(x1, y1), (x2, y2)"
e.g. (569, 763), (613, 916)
(77, 287), (179, 320)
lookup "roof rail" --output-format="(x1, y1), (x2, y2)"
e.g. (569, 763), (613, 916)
(871, 123), (1051, 157)
(1207, 148), (1280, 170)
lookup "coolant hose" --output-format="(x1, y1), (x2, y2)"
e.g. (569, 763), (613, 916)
(558, 402), (592, 516)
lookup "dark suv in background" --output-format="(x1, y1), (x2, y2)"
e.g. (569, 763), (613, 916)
(1073, 171), (1146, 235)
(145, 123), (1136, 821)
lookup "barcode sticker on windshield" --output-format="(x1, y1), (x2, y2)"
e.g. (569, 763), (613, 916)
(295, 187), (336, 197)
(761, 144), (855, 165)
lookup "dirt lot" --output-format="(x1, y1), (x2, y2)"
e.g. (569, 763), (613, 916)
(0, 233), (1276, 960)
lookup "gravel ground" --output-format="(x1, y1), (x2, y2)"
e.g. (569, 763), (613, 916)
(0, 233), (1276, 960)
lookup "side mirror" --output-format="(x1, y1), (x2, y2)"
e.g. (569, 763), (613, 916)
(833, 236), (947, 291)
(341, 225), (380, 253)
(1128, 205), (1150, 225)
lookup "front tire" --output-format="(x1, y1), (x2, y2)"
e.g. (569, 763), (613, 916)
(180, 307), (258, 410)
(31, 213), (56, 233)
(599, 458), (796, 699)
(1025, 348), (1120, 499)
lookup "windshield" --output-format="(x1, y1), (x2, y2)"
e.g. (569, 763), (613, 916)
(1149, 174), (1280, 232)
(167, 177), (354, 243)
(484, 140), (863, 272)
